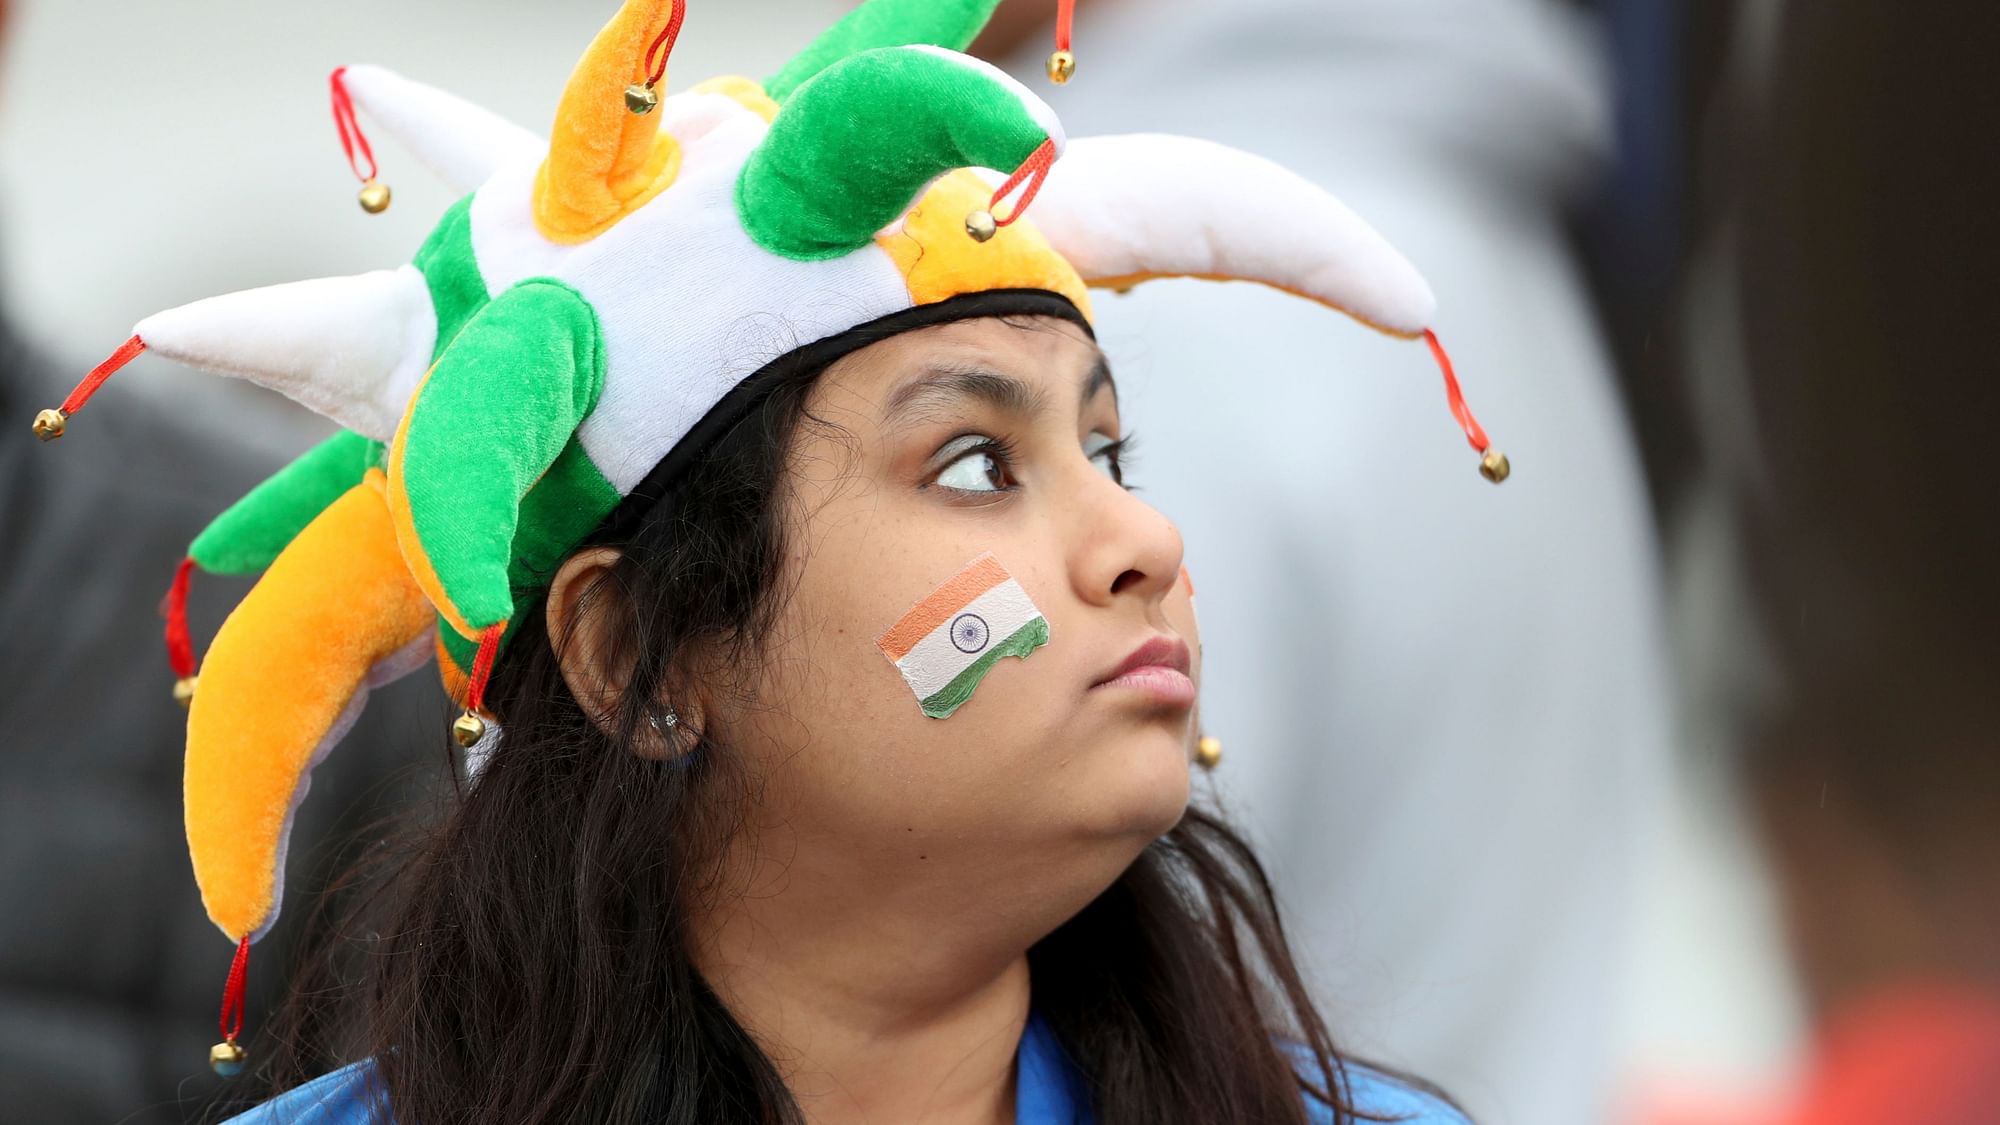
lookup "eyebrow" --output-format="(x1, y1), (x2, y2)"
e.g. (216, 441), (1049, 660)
(883, 352), (1117, 428)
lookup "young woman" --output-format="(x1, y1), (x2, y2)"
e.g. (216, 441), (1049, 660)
(247, 310), (1471, 1124)
(41, 2), (1502, 1121)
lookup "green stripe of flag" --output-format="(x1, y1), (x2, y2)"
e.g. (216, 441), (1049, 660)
(918, 616), (1049, 719)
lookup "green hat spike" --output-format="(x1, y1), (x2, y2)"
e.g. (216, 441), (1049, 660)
(738, 45), (1062, 262)
(191, 431), (377, 577)
(387, 279), (607, 640)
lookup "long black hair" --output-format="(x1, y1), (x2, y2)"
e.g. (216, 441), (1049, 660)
(238, 318), (1441, 1124)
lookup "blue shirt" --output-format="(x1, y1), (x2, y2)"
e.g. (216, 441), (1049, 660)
(224, 1015), (1467, 1123)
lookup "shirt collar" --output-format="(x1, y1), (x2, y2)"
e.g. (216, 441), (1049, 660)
(1015, 1013), (1095, 1125)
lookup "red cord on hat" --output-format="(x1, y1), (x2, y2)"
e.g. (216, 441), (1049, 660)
(1056, 0), (1075, 54)
(1423, 329), (1490, 453)
(63, 336), (146, 417)
(641, 0), (689, 89)
(328, 67), (377, 185)
(218, 935), (251, 1045)
(464, 623), (504, 716)
(990, 138), (1058, 228)
(164, 557), (197, 680)
(33, 335), (145, 440)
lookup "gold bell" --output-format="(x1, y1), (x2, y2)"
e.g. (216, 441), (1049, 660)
(1479, 449), (1511, 484)
(1194, 736), (1223, 771)
(452, 710), (487, 748)
(31, 408), (67, 441)
(624, 82), (660, 115)
(209, 1038), (248, 1077)
(964, 210), (998, 243)
(173, 675), (199, 709)
(357, 179), (391, 214)
(1045, 49), (1076, 85)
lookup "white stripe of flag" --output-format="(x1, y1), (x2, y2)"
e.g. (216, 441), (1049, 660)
(877, 556), (1049, 719)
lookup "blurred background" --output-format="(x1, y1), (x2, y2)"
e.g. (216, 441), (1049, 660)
(2, 1), (1992, 1122)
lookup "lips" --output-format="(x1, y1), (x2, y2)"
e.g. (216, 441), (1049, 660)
(1090, 634), (1196, 709)
(1093, 635), (1193, 687)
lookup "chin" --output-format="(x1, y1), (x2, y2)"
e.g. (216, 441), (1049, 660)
(1072, 722), (1194, 844)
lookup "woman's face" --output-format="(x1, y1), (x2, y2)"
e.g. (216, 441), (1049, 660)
(711, 314), (1199, 912)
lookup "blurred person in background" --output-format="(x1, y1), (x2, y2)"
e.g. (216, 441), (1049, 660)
(1683, 0), (2000, 1121)
(0, 4), (439, 1115)
(0, 297), (439, 1125)
(977, 2), (1672, 1122)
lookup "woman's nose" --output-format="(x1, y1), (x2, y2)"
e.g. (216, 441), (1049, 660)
(1067, 469), (1184, 608)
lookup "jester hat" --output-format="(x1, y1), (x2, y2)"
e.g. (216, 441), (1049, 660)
(33, 0), (1504, 1070)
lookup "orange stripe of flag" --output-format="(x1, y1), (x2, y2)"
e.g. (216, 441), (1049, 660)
(877, 555), (1011, 661)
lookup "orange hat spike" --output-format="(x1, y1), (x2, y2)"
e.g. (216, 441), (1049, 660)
(534, 0), (686, 243)
(32, 335), (145, 441)
(1424, 330), (1510, 483)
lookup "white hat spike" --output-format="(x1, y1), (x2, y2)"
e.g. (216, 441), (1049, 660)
(337, 64), (545, 197)
(132, 266), (439, 442)
(1023, 133), (1508, 481)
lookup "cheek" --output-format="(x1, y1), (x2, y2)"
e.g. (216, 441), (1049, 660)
(736, 545), (1087, 838)
(738, 593), (1062, 844)
(730, 539), (1033, 794)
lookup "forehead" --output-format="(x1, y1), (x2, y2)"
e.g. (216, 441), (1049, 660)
(819, 316), (1104, 410)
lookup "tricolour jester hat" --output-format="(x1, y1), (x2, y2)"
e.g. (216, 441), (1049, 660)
(30, 0), (1505, 1070)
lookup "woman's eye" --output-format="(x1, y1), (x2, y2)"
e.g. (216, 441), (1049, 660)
(933, 438), (1014, 493)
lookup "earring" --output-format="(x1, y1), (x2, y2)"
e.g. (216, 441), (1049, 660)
(1194, 735), (1222, 771)
(649, 707), (680, 732)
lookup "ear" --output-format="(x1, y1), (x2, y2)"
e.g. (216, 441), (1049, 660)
(545, 546), (705, 759)
(546, 546), (634, 728)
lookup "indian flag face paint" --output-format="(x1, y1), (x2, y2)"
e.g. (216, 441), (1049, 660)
(877, 554), (1050, 719)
